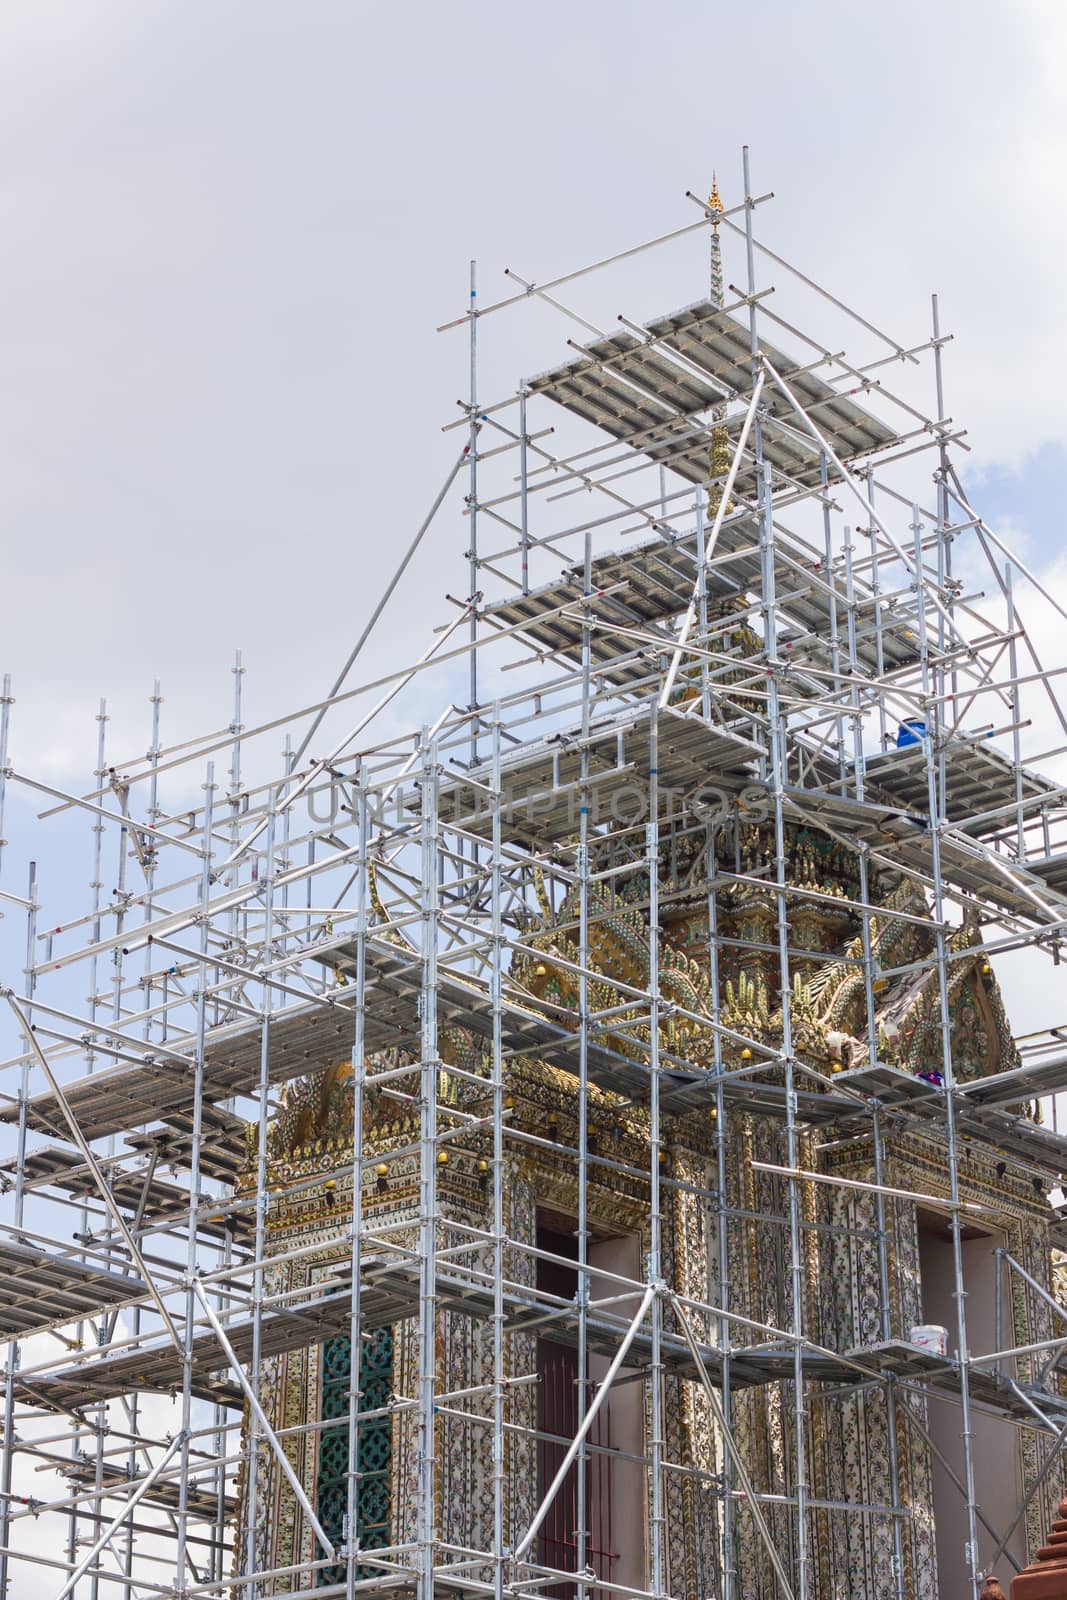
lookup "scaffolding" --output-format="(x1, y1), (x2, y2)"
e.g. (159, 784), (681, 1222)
(2, 148), (1067, 1600)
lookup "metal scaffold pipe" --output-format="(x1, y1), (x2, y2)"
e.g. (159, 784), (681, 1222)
(2, 158), (1067, 1600)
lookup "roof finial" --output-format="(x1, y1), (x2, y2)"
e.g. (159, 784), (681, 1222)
(708, 171), (725, 313)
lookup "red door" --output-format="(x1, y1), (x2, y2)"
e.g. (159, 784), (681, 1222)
(536, 1227), (617, 1600)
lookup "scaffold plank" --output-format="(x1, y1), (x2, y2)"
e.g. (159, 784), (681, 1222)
(1031, 852), (1067, 897)
(126, 1103), (247, 1183)
(480, 517), (919, 684)
(63, 1458), (237, 1522)
(527, 300), (900, 499)
(836, 1340), (1067, 1425)
(434, 702), (762, 846)
(0, 1237), (145, 1339)
(0, 1146), (251, 1246)
(1, 937), (678, 1143)
(834, 1061), (1067, 1172)
(13, 1283), (369, 1413)
(782, 785), (1067, 927)
(958, 1050), (1067, 1108)
(863, 736), (1059, 834)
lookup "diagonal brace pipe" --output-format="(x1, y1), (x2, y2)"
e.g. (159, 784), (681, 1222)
(2, 988), (184, 1356)
(192, 1277), (336, 1562)
(985, 1409), (1067, 1575)
(660, 371), (765, 707)
(55, 1430), (185, 1600)
(668, 1289), (797, 1600)
(757, 355), (957, 641)
(513, 1282), (655, 1563)
(291, 438), (478, 770)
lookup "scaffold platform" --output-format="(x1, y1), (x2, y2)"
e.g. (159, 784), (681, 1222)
(0, 1144), (252, 1247)
(783, 784), (1067, 926)
(834, 1061), (1067, 1172)
(528, 300), (900, 499)
(863, 735), (1061, 834)
(434, 701), (763, 846)
(3, 165), (1067, 1600)
(0, 1236), (146, 1340)
(63, 1458), (237, 1522)
(480, 515), (920, 685)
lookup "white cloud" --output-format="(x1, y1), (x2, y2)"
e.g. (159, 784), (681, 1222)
(2, 5), (1067, 1592)
(0, 0), (1063, 778)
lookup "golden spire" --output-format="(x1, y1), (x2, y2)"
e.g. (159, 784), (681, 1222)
(708, 171), (725, 306)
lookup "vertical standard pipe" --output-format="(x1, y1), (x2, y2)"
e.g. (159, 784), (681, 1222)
(647, 696), (666, 1600)
(1005, 566), (1026, 859)
(707, 833), (734, 1600)
(95, 704), (132, 1596)
(993, 1248), (1004, 1381)
(575, 530), (593, 1599)
(519, 383), (530, 596)
(0, 686), (16, 1599)
(468, 261), (480, 762)
(933, 295), (963, 730)
(126, 680), (163, 1585)
(489, 709), (506, 1600)
(913, 503), (982, 1597)
(0, 675), (12, 879)
(87, 698), (110, 1600)
(212, 648), (245, 1583)
(341, 764), (373, 1596)
(416, 732), (440, 1600)
(741, 146), (758, 366)
(870, 1105), (907, 1600)
(87, 701), (108, 1063)
(344, 764), (369, 1599)
(0, 689), (20, 1598)
(859, 631), (905, 1600)
(819, 456), (846, 789)
(174, 764), (215, 1591)
(760, 457), (808, 1600)
(0, 861), (36, 1600)
(865, 465), (888, 752)
(244, 798), (277, 1599)
(743, 152), (801, 1592)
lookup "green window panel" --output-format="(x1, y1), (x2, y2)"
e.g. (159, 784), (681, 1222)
(317, 1322), (394, 1586)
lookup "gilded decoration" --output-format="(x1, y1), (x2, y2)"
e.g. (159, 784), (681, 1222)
(234, 821), (1060, 1599)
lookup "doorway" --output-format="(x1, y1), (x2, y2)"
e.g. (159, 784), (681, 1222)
(917, 1207), (1026, 1596)
(535, 1218), (646, 1599)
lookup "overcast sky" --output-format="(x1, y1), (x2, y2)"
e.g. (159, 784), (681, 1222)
(2, 0), (1066, 780)
(3, 7), (1067, 1591)
(0, 12), (1064, 1088)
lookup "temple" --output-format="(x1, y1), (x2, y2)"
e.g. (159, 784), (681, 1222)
(230, 180), (1067, 1599)
(4, 163), (1067, 1600)
(241, 826), (1058, 1599)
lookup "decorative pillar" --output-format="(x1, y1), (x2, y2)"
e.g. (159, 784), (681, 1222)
(1012, 1491), (1067, 1598)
